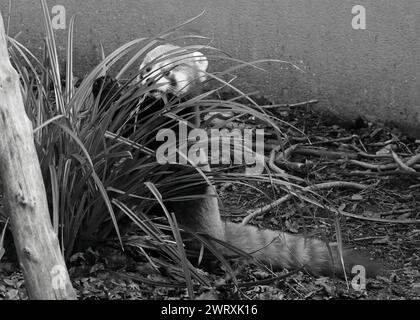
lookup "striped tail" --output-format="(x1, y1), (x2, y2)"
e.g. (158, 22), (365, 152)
(224, 222), (380, 278)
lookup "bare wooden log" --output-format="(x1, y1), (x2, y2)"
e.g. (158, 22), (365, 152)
(0, 11), (76, 299)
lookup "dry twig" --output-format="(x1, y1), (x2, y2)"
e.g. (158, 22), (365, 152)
(242, 181), (369, 225)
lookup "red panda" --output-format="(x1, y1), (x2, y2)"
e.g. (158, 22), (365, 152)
(138, 44), (208, 99)
(136, 44), (380, 278)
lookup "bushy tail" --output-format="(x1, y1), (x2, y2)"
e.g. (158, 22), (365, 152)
(224, 222), (380, 278)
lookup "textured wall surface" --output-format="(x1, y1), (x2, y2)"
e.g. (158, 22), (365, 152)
(1, 0), (419, 135)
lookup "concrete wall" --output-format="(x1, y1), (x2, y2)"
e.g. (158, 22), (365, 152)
(1, 0), (419, 135)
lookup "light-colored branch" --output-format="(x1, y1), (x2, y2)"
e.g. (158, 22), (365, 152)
(391, 151), (416, 173)
(406, 153), (420, 167)
(0, 11), (75, 299)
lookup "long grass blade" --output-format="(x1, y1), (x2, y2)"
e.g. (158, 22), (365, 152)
(40, 0), (65, 113)
(65, 15), (76, 104)
(145, 182), (194, 298)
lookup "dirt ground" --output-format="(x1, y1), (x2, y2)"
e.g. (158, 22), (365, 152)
(1, 101), (420, 300)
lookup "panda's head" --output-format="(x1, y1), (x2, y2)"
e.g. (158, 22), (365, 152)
(138, 44), (208, 98)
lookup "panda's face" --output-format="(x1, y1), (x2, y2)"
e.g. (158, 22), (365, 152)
(138, 44), (208, 98)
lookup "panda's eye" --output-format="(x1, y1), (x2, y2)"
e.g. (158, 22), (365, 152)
(145, 67), (151, 73)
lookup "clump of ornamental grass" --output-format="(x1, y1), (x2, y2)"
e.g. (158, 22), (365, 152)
(4, 0), (313, 292)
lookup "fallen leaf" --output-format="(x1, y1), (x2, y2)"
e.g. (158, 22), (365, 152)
(373, 236), (390, 244)
(195, 290), (219, 300)
(412, 283), (420, 294)
(351, 194), (363, 201)
(397, 212), (412, 220)
(5, 289), (19, 300)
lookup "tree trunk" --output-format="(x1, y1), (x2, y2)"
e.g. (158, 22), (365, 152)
(0, 11), (76, 299)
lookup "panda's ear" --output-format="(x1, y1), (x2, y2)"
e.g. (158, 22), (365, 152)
(192, 51), (208, 73)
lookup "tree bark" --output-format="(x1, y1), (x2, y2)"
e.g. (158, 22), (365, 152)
(0, 11), (76, 299)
